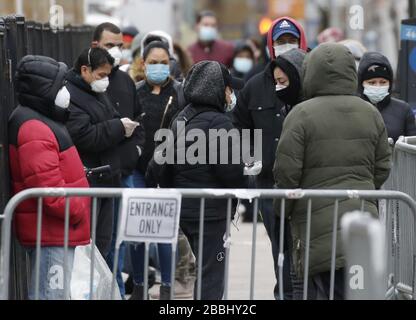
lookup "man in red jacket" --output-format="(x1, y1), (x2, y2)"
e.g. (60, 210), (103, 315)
(187, 10), (234, 68)
(8, 55), (91, 300)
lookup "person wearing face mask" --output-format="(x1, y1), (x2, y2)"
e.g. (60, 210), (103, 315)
(274, 44), (391, 299)
(188, 10), (235, 68)
(9, 55), (91, 300)
(232, 17), (308, 300)
(358, 52), (416, 142)
(140, 31), (183, 81)
(231, 41), (256, 81)
(92, 23), (147, 298)
(65, 48), (140, 265)
(274, 48), (307, 116)
(120, 25), (140, 66)
(128, 41), (185, 300)
(169, 61), (246, 300)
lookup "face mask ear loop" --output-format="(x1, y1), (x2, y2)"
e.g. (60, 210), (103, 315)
(87, 48), (92, 67)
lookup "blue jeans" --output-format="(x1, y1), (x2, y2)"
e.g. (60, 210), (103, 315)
(27, 247), (75, 300)
(105, 171), (142, 298)
(130, 243), (173, 286)
(129, 171), (173, 286)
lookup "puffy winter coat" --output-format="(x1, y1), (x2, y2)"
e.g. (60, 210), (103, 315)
(172, 61), (247, 221)
(274, 44), (391, 277)
(357, 52), (416, 142)
(9, 55), (90, 247)
(233, 17), (308, 187)
(65, 69), (126, 187)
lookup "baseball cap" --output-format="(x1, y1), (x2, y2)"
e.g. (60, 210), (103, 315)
(219, 63), (244, 90)
(272, 19), (300, 41)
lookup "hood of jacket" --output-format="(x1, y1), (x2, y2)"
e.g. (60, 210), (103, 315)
(183, 61), (225, 111)
(278, 48), (306, 79)
(140, 30), (174, 57)
(15, 55), (68, 122)
(267, 17), (308, 60)
(303, 43), (357, 99)
(357, 52), (393, 106)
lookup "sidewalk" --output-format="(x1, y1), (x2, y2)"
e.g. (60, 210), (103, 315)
(148, 221), (275, 300)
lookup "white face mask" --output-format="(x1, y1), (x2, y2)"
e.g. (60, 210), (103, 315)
(91, 77), (109, 93)
(54, 86), (71, 109)
(107, 46), (122, 66)
(121, 49), (133, 63)
(363, 85), (390, 104)
(275, 84), (288, 92)
(199, 26), (218, 42)
(274, 43), (298, 57)
(225, 91), (237, 112)
(233, 58), (253, 74)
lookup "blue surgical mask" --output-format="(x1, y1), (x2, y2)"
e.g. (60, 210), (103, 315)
(145, 64), (170, 84)
(233, 58), (253, 74)
(199, 26), (218, 42)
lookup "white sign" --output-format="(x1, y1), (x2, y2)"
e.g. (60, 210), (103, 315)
(116, 189), (182, 246)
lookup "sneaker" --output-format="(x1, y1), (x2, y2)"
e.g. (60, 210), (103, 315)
(129, 284), (148, 300)
(150, 280), (194, 300)
(159, 285), (172, 300)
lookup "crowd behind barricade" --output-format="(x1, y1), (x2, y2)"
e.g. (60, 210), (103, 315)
(4, 9), (416, 300)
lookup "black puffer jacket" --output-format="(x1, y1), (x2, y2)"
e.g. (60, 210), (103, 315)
(358, 52), (416, 142)
(136, 78), (184, 175)
(65, 69), (126, 187)
(107, 67), (145, 177)
(173, 61), (247, 221)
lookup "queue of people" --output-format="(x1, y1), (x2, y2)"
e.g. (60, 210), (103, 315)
(7, 9), (414, 301)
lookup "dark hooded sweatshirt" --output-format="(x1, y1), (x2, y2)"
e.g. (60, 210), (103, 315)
(232, 17), (308, 187)
(274, 48), (307, 116)
(274, 43), (391, 277)
(172, 61), (247, 221)
(357, 52), (416, 142)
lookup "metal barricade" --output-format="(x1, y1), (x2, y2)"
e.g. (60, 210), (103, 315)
(1, 188), (415, 300)
(383, 136), (416, 298)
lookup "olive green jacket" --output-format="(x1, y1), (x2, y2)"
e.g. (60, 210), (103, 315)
(273, 43), (392, 277)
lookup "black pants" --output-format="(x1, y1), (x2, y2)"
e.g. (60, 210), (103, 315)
(260, 197), (294, 299)
(95, 197), (114, 258)
(89, 176), (119, 259)
(306, 269), (345, 300)
(180, 219), (227, 300)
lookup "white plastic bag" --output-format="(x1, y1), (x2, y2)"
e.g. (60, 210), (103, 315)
(70, 243), (121, 300)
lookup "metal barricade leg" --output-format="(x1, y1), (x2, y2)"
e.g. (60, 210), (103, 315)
(249, 198), (259, 300)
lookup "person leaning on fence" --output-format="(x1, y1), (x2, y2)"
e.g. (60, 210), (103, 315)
(8, 55), (91, 300)
(273, 43), (392, 300)
(169, 61), (247, 300)
(65, 48), (141, 259)
(357, 51), (416, 142)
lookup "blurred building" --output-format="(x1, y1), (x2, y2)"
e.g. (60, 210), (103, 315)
(0, 0), (85, 25)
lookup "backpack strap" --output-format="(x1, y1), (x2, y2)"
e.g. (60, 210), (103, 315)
(172, 80), (186, 109)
